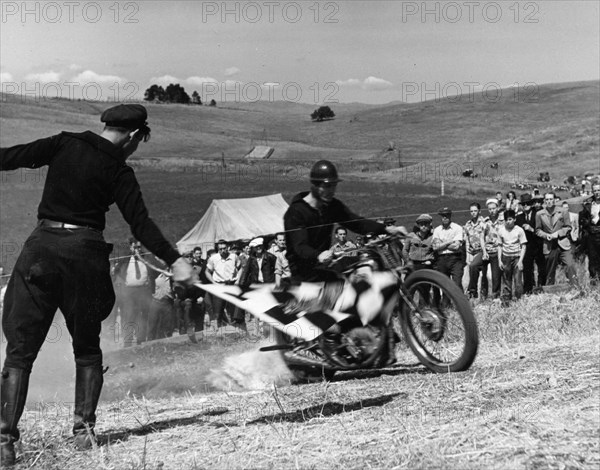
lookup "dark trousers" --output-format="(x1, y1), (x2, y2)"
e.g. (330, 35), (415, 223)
(121, 285), (151, 346)
(2, 226), (114, 372)
(469, 252), (501, 299)
(174, 285), (205, 333)
(467, 252), (483, 297)
(545, 247), (578, 286)
(210, 287), (234, 327)
(523, 243), (546, 293)
(586, 235), (600, 282)
(145, 298), (175, 341)
(501, 255), (523, 302)
(435, 254), (464, 292)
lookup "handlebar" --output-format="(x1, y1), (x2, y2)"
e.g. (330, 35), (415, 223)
(322, 233), (407, 270)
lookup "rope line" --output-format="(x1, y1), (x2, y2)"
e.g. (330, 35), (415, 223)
(0, 209), (477, 280)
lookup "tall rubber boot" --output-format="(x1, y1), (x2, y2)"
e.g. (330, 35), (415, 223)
(72, 365), (103, 450)
(1, 367), (30, 467)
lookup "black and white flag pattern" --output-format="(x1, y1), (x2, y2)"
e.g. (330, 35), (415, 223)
(196, 271), (399, 341)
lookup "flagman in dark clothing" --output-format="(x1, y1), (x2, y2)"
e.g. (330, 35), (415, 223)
(284, 160), (407, 282)
(0, 104), (193, 466)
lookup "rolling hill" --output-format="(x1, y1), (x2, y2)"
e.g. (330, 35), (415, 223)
(1, 80), (598, 187)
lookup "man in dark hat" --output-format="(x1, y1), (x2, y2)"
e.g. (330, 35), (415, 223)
(0, 104), (193, 465)
(284, 160), (406, 282)
(516, 193), (546, 293)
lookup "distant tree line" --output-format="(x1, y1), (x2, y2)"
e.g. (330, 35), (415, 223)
(144, 83), (216, 106)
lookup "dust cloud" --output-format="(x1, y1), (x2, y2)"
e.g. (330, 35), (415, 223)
(208, 341), (294, 391)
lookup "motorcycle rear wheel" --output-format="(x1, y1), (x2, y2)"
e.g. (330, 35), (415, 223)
(399, 269), (479, 373)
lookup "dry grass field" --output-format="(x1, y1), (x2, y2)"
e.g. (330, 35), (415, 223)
(7, 289), (600, 469)
(1, 81), (599, 469)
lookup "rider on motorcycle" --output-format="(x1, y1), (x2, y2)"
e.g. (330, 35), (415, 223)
(283, 160), (407, 366)
(284, 160), (407, 282)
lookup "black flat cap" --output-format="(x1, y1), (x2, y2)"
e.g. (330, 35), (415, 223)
(438, 207), (452, 216)
(520, 193), (533, 204)
(101, 104), (148, 129)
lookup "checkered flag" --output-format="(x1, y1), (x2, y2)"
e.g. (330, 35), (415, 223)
(195, 272), (398, 341)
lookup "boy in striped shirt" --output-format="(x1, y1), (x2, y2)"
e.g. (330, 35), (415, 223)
(497, 209), (527, 307)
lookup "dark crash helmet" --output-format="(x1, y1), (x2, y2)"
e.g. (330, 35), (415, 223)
(309, 160), (342, 185)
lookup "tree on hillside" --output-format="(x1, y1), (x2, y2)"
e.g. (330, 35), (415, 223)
(191, 91), (202, 105)
(209, 99), (217, 107)
(144, 84), (166, 102)
(165, 83), (191, 104)
(311, 105), (335, 122)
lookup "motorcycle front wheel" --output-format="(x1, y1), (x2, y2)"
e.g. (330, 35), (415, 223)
(399, 269), (479, 373)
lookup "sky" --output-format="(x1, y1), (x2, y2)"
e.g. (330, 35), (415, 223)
(0, 0), (598, 104)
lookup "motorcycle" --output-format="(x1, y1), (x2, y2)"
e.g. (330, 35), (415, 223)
(197, 234), (479, 382)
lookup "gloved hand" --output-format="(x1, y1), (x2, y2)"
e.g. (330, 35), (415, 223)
(318, 249), (334, 264)
(171, 257), (194, 285)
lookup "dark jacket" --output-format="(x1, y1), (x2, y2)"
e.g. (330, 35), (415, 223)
(516, 208), (542, 247)
(239, 252), (276, 286)
(0, 131), (179, 265)
(283, 191), (386, 280)
(580, 201), (600, 240)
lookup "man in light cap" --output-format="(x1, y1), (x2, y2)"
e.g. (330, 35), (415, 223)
(238, 237), (277, 332)
(402, 214), (435, 269)
(0, 104), (193, 464)
(481, 198), (504, 299)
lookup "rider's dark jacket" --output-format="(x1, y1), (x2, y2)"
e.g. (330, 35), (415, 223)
(284, 191), (386, 281)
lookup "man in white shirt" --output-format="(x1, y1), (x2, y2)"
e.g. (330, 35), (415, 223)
(432, 207), (465, 291)
(205, 240), (240, 327)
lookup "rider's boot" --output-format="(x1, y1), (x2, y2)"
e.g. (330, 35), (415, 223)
(1, 367), (30, 467)
(383, 327), (398, 366)
(73, 365), (104, 450)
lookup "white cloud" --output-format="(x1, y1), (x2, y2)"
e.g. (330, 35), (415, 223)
(335, 78), (362, 87)
(0, 72), (13, 82)
(224, 67), (240, 77)
(24, 71), (61, 83)
(149, 74), (181, 85)
(336, 76), (394, 91)
(184, 76), (219, 86)
(363, 76), (393, 91)
(72, 70), (125, 84)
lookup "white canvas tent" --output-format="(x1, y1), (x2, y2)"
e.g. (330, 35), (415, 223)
(176, 194), (288, 254)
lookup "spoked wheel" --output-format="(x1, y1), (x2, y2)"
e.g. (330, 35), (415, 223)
(273, 329), (336, 382)
(399, 269), (478, 373)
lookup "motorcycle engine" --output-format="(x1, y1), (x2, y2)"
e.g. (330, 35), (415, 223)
(342, 326), (381, 361)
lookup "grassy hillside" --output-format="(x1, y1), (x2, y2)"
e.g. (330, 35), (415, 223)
(1, 80), (598, 184)
(1, 80), (598, 269)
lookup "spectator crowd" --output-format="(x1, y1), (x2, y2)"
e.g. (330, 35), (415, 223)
(400, 185), (600, 307)
(105, 183), (600, 347)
